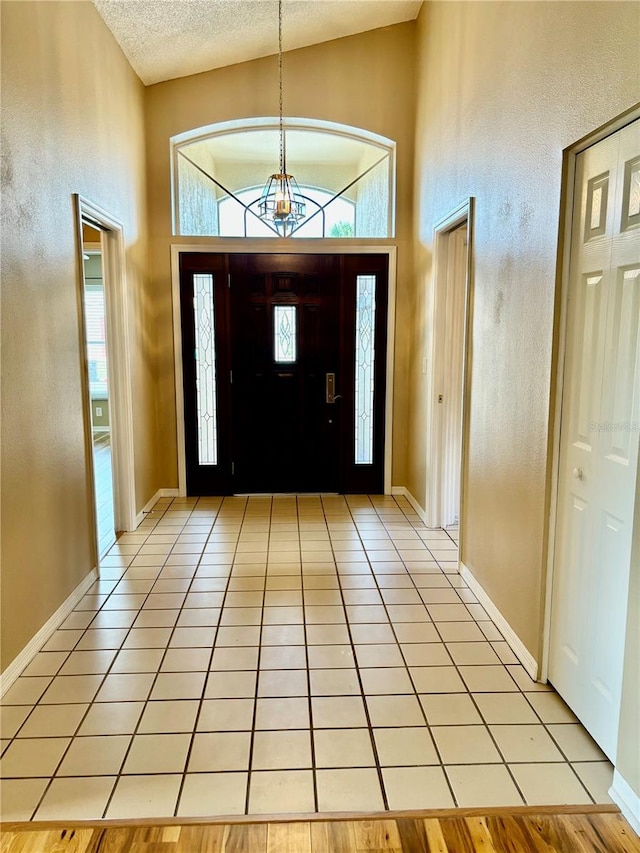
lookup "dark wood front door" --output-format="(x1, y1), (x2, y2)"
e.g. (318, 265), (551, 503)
(230, 254), (341, 493)
(179, 252), (388, 495)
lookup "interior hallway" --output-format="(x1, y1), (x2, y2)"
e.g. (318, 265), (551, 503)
(0, 495), (613, 821)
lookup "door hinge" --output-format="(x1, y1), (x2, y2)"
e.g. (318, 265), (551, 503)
(438, 394), (444, 403)
(230, 370), (233, 384)
(228, 273), (231, 288)
(231, 461), (235, 475)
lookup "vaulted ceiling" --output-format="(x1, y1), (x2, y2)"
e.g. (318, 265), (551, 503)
(92, 0), (423, 85)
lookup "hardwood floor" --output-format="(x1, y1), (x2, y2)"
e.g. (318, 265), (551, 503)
(2, 807), (638, 852)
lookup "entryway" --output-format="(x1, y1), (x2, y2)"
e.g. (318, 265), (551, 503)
(178, 253), (390, 496)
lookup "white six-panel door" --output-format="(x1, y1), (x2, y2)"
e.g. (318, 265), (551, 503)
(550, 119), (640, 762)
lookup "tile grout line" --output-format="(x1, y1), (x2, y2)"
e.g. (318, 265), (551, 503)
(244, 496), (272, 816)
(359, 498), (583, 804)
(356, 495), (459, 808)
(25, 504), (172, 820)
(391, 496), (595, 806)
(100, 496), (201, 819)
(299, 497), (320, 813)
(100, 496), (221, 816)
(331, 495), (390, 812)
(1, 496), (609, 818)
(173, 495), (232, 818)
(393, 497), (545, 807)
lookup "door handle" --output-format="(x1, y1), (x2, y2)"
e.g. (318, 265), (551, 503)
(326, 373), (342, 404)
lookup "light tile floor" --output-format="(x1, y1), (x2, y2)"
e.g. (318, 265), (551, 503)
(93, 430), (115, 557)
(0, 495), (613, 821)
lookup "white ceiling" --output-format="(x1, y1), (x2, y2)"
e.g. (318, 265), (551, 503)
(92, 0), (423, 86)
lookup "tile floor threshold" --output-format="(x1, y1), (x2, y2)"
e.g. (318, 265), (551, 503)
(0, 495), (613, 822)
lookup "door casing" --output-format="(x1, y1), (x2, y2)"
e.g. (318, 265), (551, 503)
(427, 199), (475, 560)
(73, 195), (138, 566)
(171, 242), (397, 496)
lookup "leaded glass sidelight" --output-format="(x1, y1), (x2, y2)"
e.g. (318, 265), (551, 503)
(274, 305), (297, 363)
(355, 275), (376, 465)
(193, 274), (218, 465)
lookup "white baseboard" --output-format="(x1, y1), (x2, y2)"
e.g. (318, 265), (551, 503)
(610, 771), (640, 835)
(0, 568), (98, 696)
(135, 488), (180, 526)
(159, 488), (180, 498)
(139, 488), (162, 521)
(391, 486), (429, 524)
(460, 562), (539, 680)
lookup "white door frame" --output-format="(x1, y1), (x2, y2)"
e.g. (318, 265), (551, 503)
(541, 104), (640, 680)
(426, 199), (475, 552)
(171, 241), (397, 497)
(73, 195), (137, 548)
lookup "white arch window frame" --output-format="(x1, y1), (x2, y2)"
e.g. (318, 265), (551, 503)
(170, 117), (396, 239)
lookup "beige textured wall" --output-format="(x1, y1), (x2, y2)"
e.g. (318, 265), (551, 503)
(616, 461), (640, 802)
(410, 1), (640, 658)
(0, 1), (157, 669)
(145, 23), (416, 488)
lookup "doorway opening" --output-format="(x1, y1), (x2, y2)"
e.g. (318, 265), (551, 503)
(427, 200), (474, 542)
(175, 251), (392, 496)
(74, 196), (137, 565)
(82, 226), (115, 555)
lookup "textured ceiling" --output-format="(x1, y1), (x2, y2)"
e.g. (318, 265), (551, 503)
(92, 0), (423, 85)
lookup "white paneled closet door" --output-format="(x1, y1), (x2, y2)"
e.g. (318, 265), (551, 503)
(550, 119), (640, 761)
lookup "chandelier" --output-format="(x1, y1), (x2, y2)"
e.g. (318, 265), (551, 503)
(258, 0), (306, 235)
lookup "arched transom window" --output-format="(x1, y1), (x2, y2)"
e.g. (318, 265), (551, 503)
(172, 118), (395, 238)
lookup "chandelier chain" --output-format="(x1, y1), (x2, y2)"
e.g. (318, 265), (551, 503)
(259, 0), (305, 233)
(278, 0), (285, 176)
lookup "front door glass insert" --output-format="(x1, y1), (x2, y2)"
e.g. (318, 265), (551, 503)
(193, 273), (218, 465)
(355, 274), (376, 465)
(274, 305), (297, 363)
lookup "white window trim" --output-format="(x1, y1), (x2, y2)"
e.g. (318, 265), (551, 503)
(170, 117), (396, 239)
